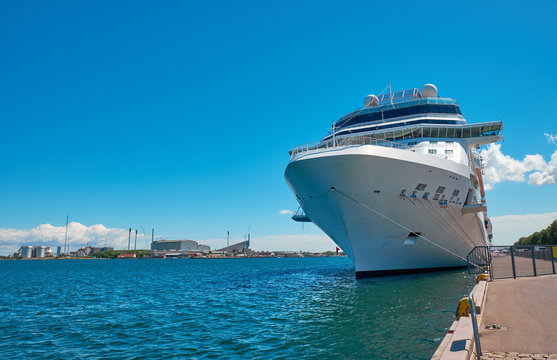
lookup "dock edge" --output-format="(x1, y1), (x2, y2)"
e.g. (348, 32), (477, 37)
(431, 275), (488, 360)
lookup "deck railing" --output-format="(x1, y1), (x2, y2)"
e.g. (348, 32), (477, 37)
(289, 136), (410, 157)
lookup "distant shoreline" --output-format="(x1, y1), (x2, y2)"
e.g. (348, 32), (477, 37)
(0, 254), (347, 261)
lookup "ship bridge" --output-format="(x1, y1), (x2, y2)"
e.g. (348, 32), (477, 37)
(335, 97), (463, 131)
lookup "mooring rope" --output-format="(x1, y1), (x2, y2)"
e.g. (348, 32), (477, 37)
(329, 187), (470, 263)
(409, 197), (475, 253)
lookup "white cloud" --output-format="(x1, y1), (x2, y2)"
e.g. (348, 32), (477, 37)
(490, 212), (557, 246)
(279, 209), (294, 215)
(480, 144), (557, 188)
(528, 151), (557, 185)
(0, 222), (130, 255)
(545, 133), (557, 145)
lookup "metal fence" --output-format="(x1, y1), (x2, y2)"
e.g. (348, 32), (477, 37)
(467, 246), (491, 277)
(468, 245), (557, 280)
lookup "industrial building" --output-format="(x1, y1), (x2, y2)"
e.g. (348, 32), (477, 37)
(17, 246), (54, 258)
(151, 240), (210, 252)
(217, 240), (250, 253)
(76, 247), (114, 257)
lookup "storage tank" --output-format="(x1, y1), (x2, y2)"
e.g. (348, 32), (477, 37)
(35, 246), (47, 258)
(21, 246), (34, 258)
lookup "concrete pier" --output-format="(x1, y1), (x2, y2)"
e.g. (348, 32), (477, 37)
(433, 274), (557, 360)
(480, 275), (557, 359)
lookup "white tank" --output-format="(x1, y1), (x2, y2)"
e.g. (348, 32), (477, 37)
(21, 246), (34, 258)
(364, 94), (379, 107)
(35, 246), (47, 258)
(421, 84), (438, 97)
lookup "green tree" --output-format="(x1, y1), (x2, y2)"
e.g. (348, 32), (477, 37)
(514, 220), (557, 245)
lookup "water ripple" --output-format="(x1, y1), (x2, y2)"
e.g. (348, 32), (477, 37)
(0, 258), (473, 359)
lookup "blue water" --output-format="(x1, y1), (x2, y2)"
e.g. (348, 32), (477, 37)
(0, 258), (474, 359)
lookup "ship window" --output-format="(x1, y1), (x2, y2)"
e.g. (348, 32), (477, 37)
(436, 186), (445, 193)
(428, 149), (437, 154)
(433, 194), (440, 200)
(452, 189), (460, 197)
(408, 141), (417, 146)
(445, 150), (454, 155)
(415, 183), (427, 191)
(446, 141), (454, 144)
(429, 140), (438, 144)
(335, 104), (462, 129)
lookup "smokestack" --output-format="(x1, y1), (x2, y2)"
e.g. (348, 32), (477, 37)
(128, 228), (131, 250)
(134, 230), (137, 250)
(64, 214), (69, 255)
(227, 230), (229, 247)
(152, 228), (154, 243)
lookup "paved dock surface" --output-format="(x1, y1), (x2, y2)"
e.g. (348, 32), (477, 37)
(480, 275), (557, 355)
(491, 256), (555, 279)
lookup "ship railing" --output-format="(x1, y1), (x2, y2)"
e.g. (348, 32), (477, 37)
(289, 136), (410, 157)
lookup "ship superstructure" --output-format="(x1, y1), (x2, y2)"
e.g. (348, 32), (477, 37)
(285, 84), (502, 278)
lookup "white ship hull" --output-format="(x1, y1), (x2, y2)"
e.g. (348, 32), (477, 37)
(285, 145), (489, 278)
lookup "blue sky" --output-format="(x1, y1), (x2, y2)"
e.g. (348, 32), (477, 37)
(1, 1), (556, 253)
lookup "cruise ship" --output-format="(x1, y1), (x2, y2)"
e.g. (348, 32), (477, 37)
(284, 84), (502, 278)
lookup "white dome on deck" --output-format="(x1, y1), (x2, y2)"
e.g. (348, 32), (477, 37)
(421, 84), (438, 97)
(364, 94), (379, 107)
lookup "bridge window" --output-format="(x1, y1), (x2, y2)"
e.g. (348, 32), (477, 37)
(428, 149), (437, 154)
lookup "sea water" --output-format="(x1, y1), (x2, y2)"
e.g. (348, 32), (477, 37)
(0, 257), (474, 359)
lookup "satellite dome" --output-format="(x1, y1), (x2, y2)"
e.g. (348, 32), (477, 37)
(421, 84), (438, 98)
(364, 94), (379, 107)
